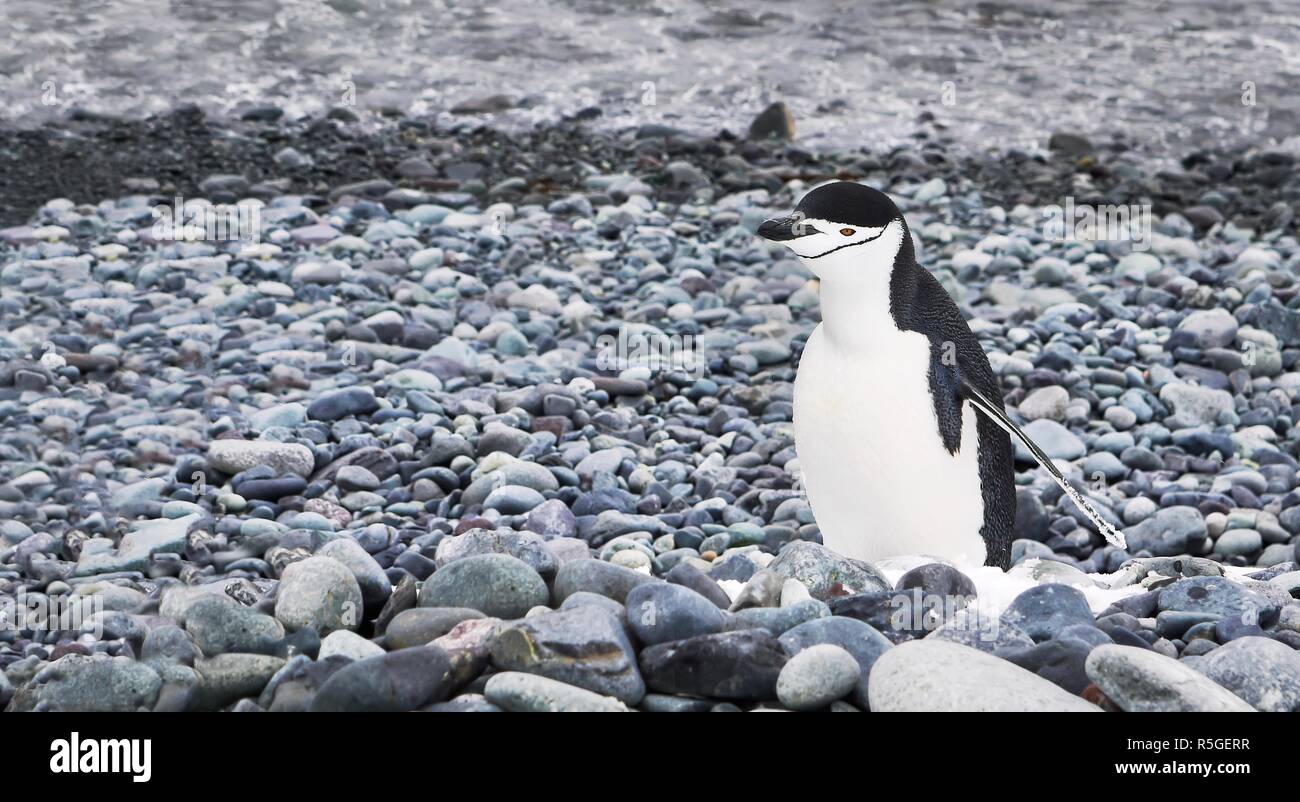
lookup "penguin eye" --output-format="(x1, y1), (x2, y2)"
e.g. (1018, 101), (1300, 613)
(839, 228), (855, 236)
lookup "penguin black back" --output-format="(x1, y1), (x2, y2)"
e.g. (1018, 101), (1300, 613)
(887, 248), (1016, 569)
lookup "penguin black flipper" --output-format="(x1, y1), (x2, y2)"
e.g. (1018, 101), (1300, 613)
(958, 378), (1128, 550)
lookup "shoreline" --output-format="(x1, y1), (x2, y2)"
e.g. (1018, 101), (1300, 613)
(2, 104), (1297, 233)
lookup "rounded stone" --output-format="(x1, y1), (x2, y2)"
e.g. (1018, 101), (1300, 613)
(868, 640), (1098, 712)
(419, 554), (549, 619)
(385, 607), (487, 650)
(185, 595), (284, 656)
(317, 629), (386, 662)
(274, 556), (365, 635)
(625, 582), (728, 646)
(317, 537), (392, 611)
(776, 643), (861, 711)
(1084, 644), (1254, 712)
(484, 485), (546, 514)
(207, 440), (315, 478)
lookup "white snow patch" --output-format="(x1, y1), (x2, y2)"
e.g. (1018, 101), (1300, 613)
(716, 579), (746, 603)
(1221, 564), (1261, 581)
(874, 554), (1146, 618)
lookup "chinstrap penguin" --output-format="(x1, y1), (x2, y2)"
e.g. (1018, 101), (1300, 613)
(760, 181), (1125, 569)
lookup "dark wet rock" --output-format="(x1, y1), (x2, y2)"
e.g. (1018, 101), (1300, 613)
(639, 629), (787, 701)
(996, 639), (1094, 694)
(310, 646), (456, 712)
(664, 561), (732, 609)
(626, 582), (728, 646)
(896, 562), (978, 599)
(490, 606), (644, 704)
(307, 387), (380, 421)
(385, 607), (487, 650)
(1000, 584), (1095, 642)
(748, 101), (795, 140)
(726, 598), (829, 635)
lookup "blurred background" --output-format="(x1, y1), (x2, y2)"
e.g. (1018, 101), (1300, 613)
(3, 0), (1297, 155)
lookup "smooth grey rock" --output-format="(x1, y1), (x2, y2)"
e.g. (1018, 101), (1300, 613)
(1084, 644), (1254, 712)
(1158, 575), (1273, 620)
(419, 553), (549, 619)
(868, 640), (1099, 712)
(317, 537), (392, 611)
(767, 541), (889, 601)
(385, 607), (487, 649)
(1019, 386), (1070, 422)
(524, 499), (578, 538)
(776, 644), (861, 711)
(490, 606), (644, 704)
(192, 653), (285, 710)
(1014, 419), (1085, 461)
(274, 556), (364, 634)
(1000, 583), (1094, 642)
(484, 672), (629, 712)
(9, 655), (161, 712)
(1178, 308), (1239, 349)
(779, 615), (893, 709)
(1194, 636), (1300, 711)
(318, 630), (386, 662)
(625, 582), (728, 646)
(75, 514), (202, 576)
(434, 528), (559, 581)
(1159, 383), (1234, 426)
(208, 440), (315, 477)
(142, 625), (200, 666)
(552, 558), (659, 605)
(484, 484), (546, 514)
(185, 595), (284, 656)
(1123, 506), (1208, 557)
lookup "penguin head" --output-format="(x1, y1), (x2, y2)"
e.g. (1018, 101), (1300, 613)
(758, 181), (908, 279)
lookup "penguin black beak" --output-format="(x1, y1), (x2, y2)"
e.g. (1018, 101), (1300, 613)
(758, 216), (808, 241)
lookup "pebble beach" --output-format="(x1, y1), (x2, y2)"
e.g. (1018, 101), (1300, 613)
(2, 1), (1300, 714)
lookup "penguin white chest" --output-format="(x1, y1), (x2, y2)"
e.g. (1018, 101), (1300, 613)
(793, 324), (987, 565)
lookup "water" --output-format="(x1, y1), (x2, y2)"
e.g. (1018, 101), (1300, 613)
(2, 0), (1297, 156)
